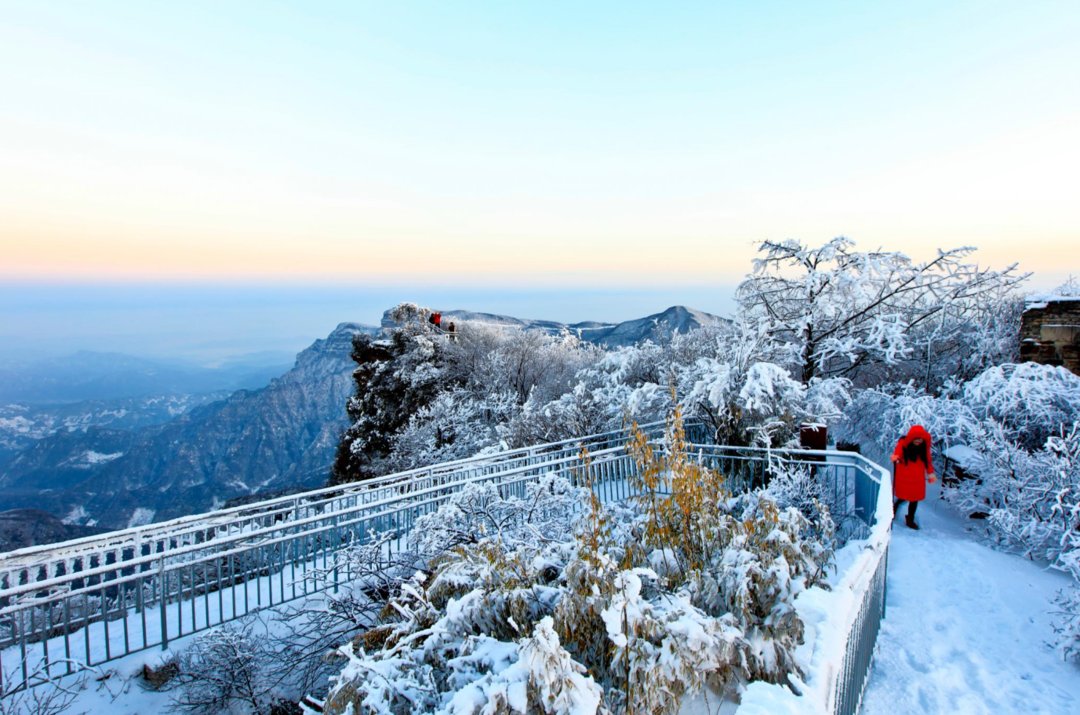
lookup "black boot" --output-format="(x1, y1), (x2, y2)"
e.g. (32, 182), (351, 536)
(905, 515), (919, 530)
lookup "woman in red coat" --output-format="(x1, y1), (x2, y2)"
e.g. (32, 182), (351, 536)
(891, 425), (937, 530)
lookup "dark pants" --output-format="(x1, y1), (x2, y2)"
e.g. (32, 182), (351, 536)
(893, 499), (918, 519)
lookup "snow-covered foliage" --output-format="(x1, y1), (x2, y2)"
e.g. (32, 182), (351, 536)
(270, 531), (420, 696)
(333, 306), (602, 483)
(736, 237), (1025, 387)
(960, 363), (1080, 450)
(408, 474), (586, 558)
(170, 622), (291, 714)
(319, 410), (834, 714)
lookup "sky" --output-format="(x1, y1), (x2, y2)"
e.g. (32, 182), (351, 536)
(2, 1), (1078, 362)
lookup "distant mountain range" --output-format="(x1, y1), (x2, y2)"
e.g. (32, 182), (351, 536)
(0, 324), (375, 530)
(0, 306), (724, 538)
(0, 350), (293, 404)
(392, 305), (728, 348)
(0, 394), (229, 466)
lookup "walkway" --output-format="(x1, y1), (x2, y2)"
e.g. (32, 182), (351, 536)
(861, 494), (1080, 714)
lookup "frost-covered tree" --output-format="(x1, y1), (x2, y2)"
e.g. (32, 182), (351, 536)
(502, 343), (672, 447)
(332, 306), (605, 483)
(331, 305), (456, 484)
(664, 320), (850, 446)
(736, 237), (1025, 388)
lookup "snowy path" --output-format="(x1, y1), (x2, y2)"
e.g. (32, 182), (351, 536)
(861, 495), (1080, 715)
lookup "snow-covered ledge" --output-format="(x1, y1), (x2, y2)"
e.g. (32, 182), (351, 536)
(739, 455), (892, 715)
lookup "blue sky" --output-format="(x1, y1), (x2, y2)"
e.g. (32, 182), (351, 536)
(1, 1), (1077, 360)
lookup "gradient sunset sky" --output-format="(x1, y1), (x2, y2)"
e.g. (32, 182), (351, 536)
(2, 1), (1078, 359)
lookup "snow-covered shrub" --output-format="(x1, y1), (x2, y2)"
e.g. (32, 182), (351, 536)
(320, 408), (834, 714)
(502, 344), (673, 447)
(274, 532), (419, 696)
(0, 662), (84, 715)
(171, 621), (290, 714)
(501, 382), (624, 447)
(1053, 585), (1080, 662)
(408, 474), (586, 558)
(761, 460), (837, 544)
(1054, 519), (1080, 662)
(388, 388), (516, 469)
(961, 362), (1080, 450)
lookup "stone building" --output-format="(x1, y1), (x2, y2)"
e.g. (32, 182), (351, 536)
(1020, 297), (1080, 375)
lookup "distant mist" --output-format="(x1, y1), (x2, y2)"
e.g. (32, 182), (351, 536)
(0, 282), (737, 365)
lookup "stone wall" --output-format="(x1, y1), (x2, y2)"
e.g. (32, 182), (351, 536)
(1020, 299), (1080, 374)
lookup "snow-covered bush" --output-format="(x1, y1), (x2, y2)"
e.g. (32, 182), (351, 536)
(961, 363), (1080, 450)
(760, 460), (838, 544)
(0, 662), (84, 715)
(501, 382), (625, 448)
(502, 344), (673, 447)
(273, 532), (420, 696)
(1053, 585), (1080, 662)
(320, 408), (833, 714)
(408, 474), (586, 558)
(388, 388), (517, 469)
(170, 622), (290, 714)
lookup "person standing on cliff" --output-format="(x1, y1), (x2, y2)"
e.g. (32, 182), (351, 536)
(891, 425), (937, 530)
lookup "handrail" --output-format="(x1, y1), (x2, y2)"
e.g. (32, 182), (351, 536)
(0, 420), (670, 570)
(0, 443), (632, 605)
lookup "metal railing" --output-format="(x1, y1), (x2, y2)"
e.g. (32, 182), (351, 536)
(1, 424), (890, 715)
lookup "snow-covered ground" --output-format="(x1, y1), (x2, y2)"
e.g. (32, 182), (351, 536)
(862, 493), (1080, 715)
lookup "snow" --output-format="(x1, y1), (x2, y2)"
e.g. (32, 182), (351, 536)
(861, 496), (1080, 715)
(943, 444), (980, 468)
(0, 415), (34, 434)
(62, 505), (90, 525)
(126, 507), (156, 528)
(84, 450), (124, 465)
(1025, 294), (1080, 310)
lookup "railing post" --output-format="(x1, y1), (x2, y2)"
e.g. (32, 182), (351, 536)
(332, 515), (340, 594)
(158, 556), (168, 650)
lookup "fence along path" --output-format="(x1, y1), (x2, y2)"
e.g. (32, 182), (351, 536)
(0, 422), (890, 715)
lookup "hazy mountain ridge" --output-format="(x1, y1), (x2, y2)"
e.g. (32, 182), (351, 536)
(0, 351), (292, 405)
(0, 324), (375, 529)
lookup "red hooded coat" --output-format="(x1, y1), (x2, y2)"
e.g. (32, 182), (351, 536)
(892, 425), (935, 502)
